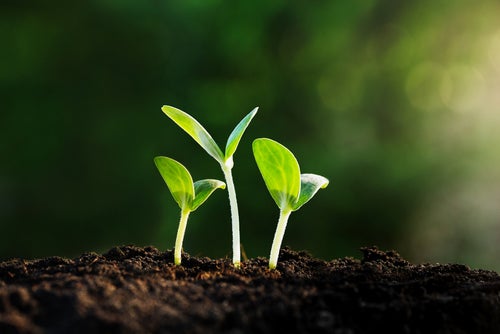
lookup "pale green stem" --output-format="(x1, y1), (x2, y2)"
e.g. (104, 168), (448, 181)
(269, 208), (292, 270)
(221, 164), (241, 268)
(174, 208), (191, 265)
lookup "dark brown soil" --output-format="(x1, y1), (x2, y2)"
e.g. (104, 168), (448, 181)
(0, 245), (499, 334)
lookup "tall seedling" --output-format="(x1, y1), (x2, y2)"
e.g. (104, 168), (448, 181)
(161, 106), (258, 268)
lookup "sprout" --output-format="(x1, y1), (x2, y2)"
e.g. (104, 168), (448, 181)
(161, 106), (258, 268)
(252, 138), (329, 269)
(154, 156), (225, 265)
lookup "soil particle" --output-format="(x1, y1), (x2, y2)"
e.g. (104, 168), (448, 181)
(1, 245), (499, 333)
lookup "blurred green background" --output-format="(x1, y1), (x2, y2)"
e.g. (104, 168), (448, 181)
(2, 1), (500, 270)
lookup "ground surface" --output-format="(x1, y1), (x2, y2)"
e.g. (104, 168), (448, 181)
(0, 245), (499, 333)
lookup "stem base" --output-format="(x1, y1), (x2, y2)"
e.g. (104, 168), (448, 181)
(269, 209), (292, 270)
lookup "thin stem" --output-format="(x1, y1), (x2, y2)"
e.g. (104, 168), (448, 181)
(269, 208), (292, 270)
(222, 165), (241, 268)
(174, 208), (191, 265)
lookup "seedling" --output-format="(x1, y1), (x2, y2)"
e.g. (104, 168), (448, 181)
(252, 138), (329, 269)
(154, 156), (225, 265)
(161, 106), (258, 268)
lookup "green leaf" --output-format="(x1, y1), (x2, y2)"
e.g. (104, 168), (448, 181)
(161, 106), (224, 163)
(225, 107), (258, 160)
(192, 179), (226, 211)
(154, 156), (194, 210)
(252, 138), (301, 210)
(292, 173), (329, 211)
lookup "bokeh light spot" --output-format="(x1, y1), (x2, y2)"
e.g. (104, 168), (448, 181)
(442, 65), (486, 113)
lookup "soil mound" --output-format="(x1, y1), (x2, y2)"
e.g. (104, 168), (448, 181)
(1, 245), (499, 333)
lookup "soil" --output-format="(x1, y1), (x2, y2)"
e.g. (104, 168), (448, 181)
(0, 246), (499, 334)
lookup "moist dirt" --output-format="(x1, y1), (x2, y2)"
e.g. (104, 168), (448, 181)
(1, 245), (499, 333)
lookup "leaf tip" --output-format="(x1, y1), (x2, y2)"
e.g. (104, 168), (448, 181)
(160, 105), (182, 118)
(322, 179), (330, 188)
(153, 155), (165, 166)
(252, 137), (266, 149)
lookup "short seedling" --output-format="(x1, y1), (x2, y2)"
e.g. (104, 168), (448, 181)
(252, 138), (329, 269)
(161, 106), (258, 268)
(154, 156), (225, 265)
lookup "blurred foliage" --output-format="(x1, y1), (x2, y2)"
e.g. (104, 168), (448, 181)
(1, 1), (500, 270)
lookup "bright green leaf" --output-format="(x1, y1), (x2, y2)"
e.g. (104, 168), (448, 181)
(154, 156), (194, 210)
(225, 107), (258, 160)
(292, 173), (329, 211)
(252, 138), (301, 210)
(192, 179), (226, 211)
(161, 106), (224, 163)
